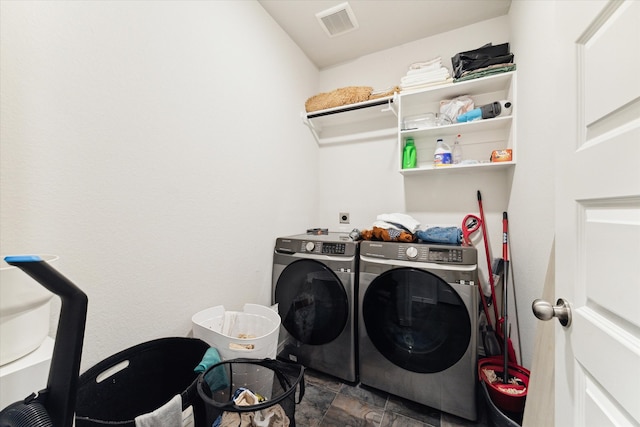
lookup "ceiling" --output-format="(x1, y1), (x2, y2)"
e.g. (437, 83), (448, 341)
(258, 0), (512, 70)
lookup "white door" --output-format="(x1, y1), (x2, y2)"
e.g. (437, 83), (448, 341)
(552, 0), (640, 425)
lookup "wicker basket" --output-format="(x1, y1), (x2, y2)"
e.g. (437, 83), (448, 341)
(305, 86), (372, 112)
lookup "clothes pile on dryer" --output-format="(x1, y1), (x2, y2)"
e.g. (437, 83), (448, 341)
(359, 212), (462, 245)
(359, 213), (419, 242)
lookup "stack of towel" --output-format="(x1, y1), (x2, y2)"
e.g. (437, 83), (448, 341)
(375, 213), (421, 234)
(360, 213), (420, 242)
(400, 57), (453, 92)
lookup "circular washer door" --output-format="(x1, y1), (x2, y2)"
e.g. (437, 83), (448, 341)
(363, 267), (471, 373)
(275, 259), (348, 345)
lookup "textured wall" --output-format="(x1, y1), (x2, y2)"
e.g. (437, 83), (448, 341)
(0, 0), (319, 370)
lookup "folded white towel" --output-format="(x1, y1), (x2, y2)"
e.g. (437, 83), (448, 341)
(409, 57), (442, 70)
(400, 77), (453, 91)
(376, 213), (421, 233)
(372, 220), (402, 230)
(406, 63), (442, 75)
(135, 394), (182, 427)
(401, 69), (449, 85)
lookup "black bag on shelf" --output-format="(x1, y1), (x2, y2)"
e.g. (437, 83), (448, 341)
(451, 43), (514, 78)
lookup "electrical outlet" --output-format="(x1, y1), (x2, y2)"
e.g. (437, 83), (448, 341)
(339, 212), (350, 224)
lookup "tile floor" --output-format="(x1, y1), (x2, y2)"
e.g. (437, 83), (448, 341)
(295, 368), (492, 427)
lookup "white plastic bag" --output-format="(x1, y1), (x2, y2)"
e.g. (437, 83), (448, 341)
(440, 95), (474, 123)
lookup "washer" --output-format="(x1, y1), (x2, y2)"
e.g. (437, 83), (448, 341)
(272, 232), (358, 383)
(358, 240), (479, 421)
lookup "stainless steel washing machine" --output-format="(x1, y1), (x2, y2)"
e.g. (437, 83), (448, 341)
(272, 232), (358, 383)
(359, 240), (479, 421)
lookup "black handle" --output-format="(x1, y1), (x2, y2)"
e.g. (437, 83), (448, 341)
(3, 256), (88, 427)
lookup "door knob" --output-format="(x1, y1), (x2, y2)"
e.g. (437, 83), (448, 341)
(532, 298), (572, 327)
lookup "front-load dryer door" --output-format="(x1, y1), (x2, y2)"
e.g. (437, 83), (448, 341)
(275, 259), (348, 345)
(363, 267), (471, 373)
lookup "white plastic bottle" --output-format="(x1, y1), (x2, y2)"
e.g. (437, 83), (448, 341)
(452, 134), (463, 164)
(433, 138), (452, 167)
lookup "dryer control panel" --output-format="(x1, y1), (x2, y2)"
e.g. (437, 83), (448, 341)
(302, 241), (347, 254)
(275, 233), (357, 257)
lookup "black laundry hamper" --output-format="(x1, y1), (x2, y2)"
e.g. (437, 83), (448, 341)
(196, 358), (305, 427)
(75, 337), (212, 427)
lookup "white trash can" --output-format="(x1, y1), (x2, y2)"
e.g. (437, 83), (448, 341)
(191, 304), (280, 361)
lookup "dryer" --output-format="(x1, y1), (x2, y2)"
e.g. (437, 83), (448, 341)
(358, 240), (479, 421)
(272, 232), (358, 383)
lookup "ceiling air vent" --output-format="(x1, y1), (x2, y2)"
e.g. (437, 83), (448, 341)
(316, 2), (359, 38)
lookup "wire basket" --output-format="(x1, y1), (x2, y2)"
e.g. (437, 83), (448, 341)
(196, 358), (305, 427)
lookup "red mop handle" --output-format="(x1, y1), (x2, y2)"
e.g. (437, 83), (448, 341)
(501, 211), (509, 336)
(478, 191), (500, 325)
(503, 212), (509, 261)
(502, 212), (510, 381)
(501, 212), (518, 363)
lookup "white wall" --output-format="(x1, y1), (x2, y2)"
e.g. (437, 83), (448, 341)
(315, 14), (554, 369)
(0, 1), (319, 370)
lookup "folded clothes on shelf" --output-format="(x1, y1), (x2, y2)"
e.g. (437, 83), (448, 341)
(400, 56), (453, 92)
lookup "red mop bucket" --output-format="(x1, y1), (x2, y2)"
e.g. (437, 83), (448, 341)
(478, 356), (529, 413)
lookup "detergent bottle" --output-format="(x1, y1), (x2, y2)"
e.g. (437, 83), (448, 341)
(433, 138), (452, 167)
(402, 137), (417, 169)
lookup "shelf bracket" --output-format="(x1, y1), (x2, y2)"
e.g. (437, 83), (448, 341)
(381, 93), (399, 117)
(301, 111), (322, 146)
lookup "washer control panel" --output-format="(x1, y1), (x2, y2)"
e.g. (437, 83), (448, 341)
(360, 241), (476, 265)
(426, 247), (464, 263)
